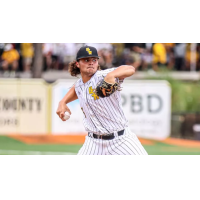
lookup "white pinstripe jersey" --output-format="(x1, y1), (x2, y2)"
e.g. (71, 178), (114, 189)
(75, 68), (128, 135)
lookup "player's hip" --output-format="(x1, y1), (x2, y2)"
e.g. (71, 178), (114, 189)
(77, 127), (148, 155)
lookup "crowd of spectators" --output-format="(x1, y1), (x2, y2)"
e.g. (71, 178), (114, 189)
(0, 43), (34, 77)
(114, 43), (200, 72)
(0, 43), (200, 77)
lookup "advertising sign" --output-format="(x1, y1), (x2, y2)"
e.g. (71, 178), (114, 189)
(121, 80), (171, 139)
(0, 79), (50, 135)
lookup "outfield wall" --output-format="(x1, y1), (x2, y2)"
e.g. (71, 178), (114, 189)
(0, 79), (171, 139)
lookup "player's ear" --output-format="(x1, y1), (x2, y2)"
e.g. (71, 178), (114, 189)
(76, 61), (80, 69)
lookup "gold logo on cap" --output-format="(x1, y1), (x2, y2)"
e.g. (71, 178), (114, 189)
(86, 48), (92, 55)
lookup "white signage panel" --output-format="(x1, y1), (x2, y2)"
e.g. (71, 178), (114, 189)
(121, 81), (171, 139)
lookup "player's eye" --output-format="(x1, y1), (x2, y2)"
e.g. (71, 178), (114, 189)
(93, 59), (97, 62)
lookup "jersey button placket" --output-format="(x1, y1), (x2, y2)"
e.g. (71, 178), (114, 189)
(86, 84), (103, 131)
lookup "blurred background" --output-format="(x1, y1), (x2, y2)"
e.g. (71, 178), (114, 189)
(0, 43), (200, 155)
(1, 43), (200, 78)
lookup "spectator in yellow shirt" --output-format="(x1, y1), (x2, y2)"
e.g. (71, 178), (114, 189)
(1, 44), (20, 77)
(152, 43), (167, 71)
(20, 43), (34, 72)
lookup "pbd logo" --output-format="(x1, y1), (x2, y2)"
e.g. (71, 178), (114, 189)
(122, 94), (163, 113)
(86, 48), (92, 55)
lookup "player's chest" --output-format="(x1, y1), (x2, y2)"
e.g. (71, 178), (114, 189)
(77, 82), (100, 103)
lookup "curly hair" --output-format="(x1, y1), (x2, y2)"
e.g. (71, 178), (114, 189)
(68, 60), (101, 77)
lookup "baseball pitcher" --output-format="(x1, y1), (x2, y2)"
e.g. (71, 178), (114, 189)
(56, 45), (148, 155)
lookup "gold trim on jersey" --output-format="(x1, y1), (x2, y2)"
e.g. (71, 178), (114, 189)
(81, 107), (86, 118)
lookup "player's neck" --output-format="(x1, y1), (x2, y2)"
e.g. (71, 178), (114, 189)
(81, 76), (91, 83)
(81, 73), (93, 83)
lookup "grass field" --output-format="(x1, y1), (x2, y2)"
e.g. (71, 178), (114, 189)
(1, 135), (200, 155)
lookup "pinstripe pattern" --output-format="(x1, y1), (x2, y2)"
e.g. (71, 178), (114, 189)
(77, 128), (148, 155)
(75, 68), (128, 135)
(75, 67), (148, 155)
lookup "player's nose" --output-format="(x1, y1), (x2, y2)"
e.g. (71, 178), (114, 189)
(88, 60), (93, 65)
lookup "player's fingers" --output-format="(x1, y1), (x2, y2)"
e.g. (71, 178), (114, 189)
(60, 113), (67, 121)
(67, 109), (71, 115)
(102, 88), (106, 96)
(61, 118), (66, 121)
(60, 112), (65, 119)
(56, 110), (60, 115)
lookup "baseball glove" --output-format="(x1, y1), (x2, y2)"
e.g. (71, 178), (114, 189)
(95, 79), (120, 98)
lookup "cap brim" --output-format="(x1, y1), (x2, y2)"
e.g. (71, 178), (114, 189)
(76, 56), (100, 61)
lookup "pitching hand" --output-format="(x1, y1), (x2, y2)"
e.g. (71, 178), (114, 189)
(56, 101), (71, 121)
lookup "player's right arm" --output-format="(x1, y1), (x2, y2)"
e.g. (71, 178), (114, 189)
(56, 85), (78, 121)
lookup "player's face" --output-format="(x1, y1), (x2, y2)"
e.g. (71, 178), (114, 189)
(76, 57), (99, 76)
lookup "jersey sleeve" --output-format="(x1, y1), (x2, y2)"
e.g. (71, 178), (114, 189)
(96, 68), (116, 77)
(74, 79), (82, 96)
(96, 68), (124, 85)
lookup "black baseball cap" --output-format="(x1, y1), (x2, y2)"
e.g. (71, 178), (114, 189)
(76, 46), (100, 61)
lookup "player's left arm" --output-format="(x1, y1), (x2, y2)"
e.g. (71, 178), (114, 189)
(104, 65), (135, 83)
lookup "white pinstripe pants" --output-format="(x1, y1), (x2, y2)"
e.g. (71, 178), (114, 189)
(77, 128), (148, 155)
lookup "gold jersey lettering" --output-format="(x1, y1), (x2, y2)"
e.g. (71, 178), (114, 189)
(89, 86), (99, 100)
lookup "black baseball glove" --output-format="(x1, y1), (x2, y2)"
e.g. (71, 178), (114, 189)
(95, 79), (120, 98)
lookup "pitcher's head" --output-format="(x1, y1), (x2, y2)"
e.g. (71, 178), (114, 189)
(68, 46), (101, 77)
